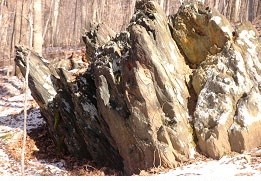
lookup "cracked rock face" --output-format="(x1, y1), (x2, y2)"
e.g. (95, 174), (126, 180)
(169, 2), (233, 65)
(93, 0), (195, 174)
(15, 0), (261, 175)
(170, 3), (261, 158)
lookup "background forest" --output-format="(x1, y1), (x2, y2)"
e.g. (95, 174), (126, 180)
(0, 0), (260, 71)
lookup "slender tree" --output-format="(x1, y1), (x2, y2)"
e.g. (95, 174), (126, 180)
(248, 0), (254, 21)
(33, 0), (42, 54)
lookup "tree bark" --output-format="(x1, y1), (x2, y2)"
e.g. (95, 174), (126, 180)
(52, 0), (60, 46)
(248, 0), (254, 21)
(33, 0), (42, 54)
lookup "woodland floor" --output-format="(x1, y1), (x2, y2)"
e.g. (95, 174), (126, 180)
(0, 74), (260, 176)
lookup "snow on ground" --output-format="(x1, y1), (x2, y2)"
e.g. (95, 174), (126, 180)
(0, 75), (68, 176)
(0, 146), (67, 176)
(0, 75), (260, 176)
(159, 150), (261, 176)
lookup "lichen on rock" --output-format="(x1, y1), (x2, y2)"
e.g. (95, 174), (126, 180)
(190, 16), (261, 158)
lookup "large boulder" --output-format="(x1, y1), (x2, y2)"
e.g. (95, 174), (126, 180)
(170, 3), (261, 158)
(169, 2), (233, 65)
(92, 0), (195, 174)
(15, 46), (124, 169)
(14, 0), (261, 175)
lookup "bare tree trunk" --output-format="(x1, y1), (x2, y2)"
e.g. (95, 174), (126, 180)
(33, 0), (42, 54)
(248, 0), (254, 21)
(11, 0), (23, 76)
(43, 0), (53, 41)
(159, 0), (164, 8)
(257, 0), (261, 18)
(165, 0), (170, 15)
(21, 1), (33, 175)
(234, 0), (241, 22)
(73, 0), (78, 45)
(81, 0), (87, 30)
(92, 0), (99, 22)
(52, 0), (60, 46)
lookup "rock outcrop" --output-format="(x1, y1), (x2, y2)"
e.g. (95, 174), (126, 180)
(15, 0), (261, 175)
(169, 3), (233, 65)
(170, 3), (261, 158)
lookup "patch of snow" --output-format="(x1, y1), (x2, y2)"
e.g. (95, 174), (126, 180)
(0, 148), (9, 160)
(164, 84), (175, 101)
(0, 107), (45, 133)
(69, 69), (78, 73)
(211, 16), (222, 25)
(43, 83), (57, 96)
(0, 93), (34, 117)
(42, 74), (52, 85)
(42, 75), (57, 97)
(234, 51), (245, 73)
(238, 30), (257, 56)
(0, 76), (69, 176)
(236, 39), (244, 45)
(249, 30), (256, 37)
(27, 160), (67, 176)
(81, 101), (98, 119)
(229, 122), (241, 131)
(221, 26), (232, 36)
(236, 91), (261, 126)
(159, 154), (261, 176)
(62, 99), (71, 113)
(189, 148), (196, 159)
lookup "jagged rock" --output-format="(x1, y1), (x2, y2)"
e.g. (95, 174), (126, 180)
(92, 0), (195, 174)
(14, 0), (261, 175)
(15, 46), (123, 170)
(169, 2), (233, 65)
(228, 22), (261, 153)
(168, 2), (261, 158)
(82, 22), (116, 63)
(176, 10), (261, 158)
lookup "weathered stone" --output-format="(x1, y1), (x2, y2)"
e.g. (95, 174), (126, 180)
(14, 0), (261, 176)
(93, 0), (195, 174)
(169, 2), (233, 65)
(193, 19), (261, 158)
(15, 46), (123, 170)
(82, 22), (116, 63)
(229, 85), (261, 152)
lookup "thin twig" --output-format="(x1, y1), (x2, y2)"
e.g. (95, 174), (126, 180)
(21, 1), (33, 175)
(21, 50), (31, 176)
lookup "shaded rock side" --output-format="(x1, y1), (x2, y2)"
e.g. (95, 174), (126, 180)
(170, 2), (261, 159)
(15, 46), (123, 170)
